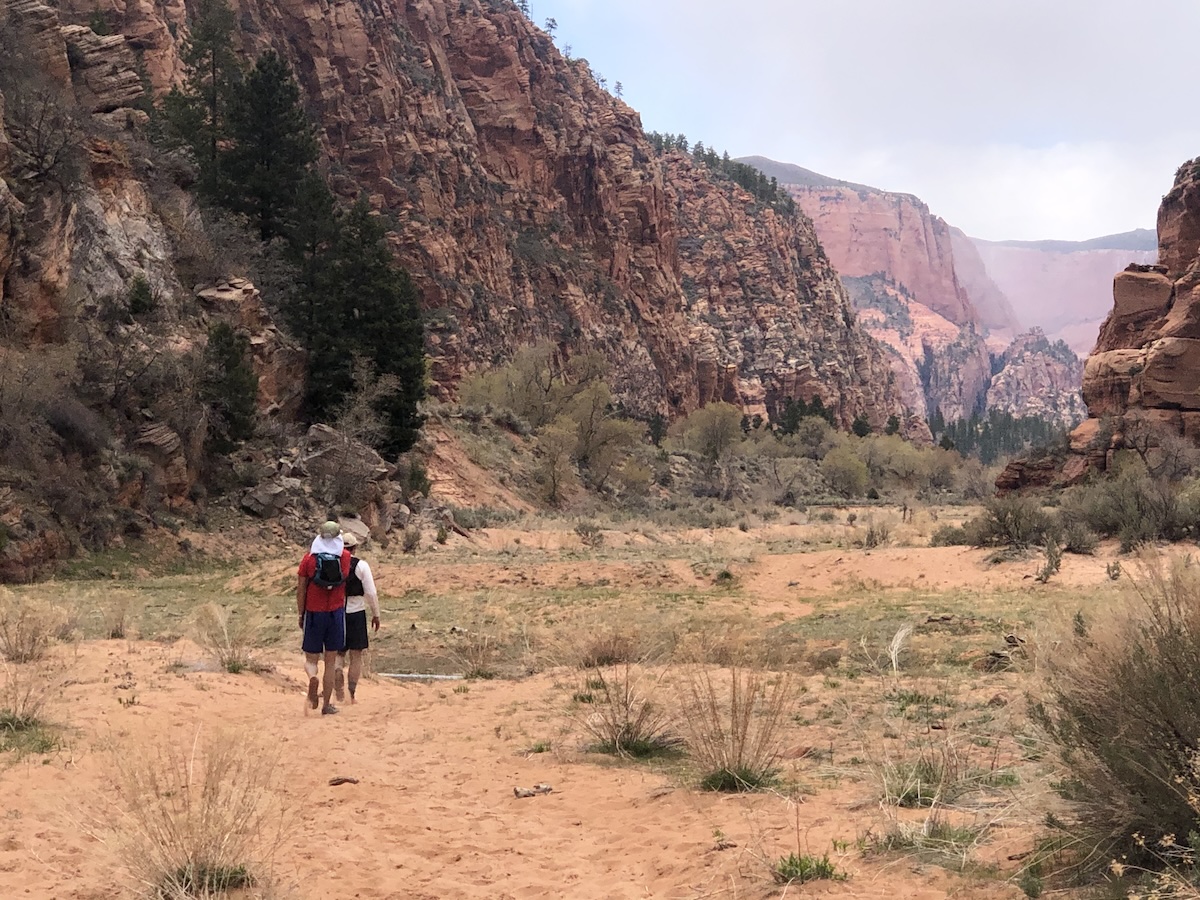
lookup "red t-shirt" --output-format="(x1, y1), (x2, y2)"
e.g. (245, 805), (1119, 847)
(298, 550), (353, 613)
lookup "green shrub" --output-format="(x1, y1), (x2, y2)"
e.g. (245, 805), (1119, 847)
(1059, 519), (1098, 555)
(127, 274), (156, 315)
(963, 496), (1051, 548)
(1032, 552), (1200, 871)
(772, 852), (842, 884)
(929, 524), (969, 547)
(1061, 468), (1188, 551)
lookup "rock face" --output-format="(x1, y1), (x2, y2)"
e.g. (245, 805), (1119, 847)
(1061, 162), (1200, 478)
(42, 0), (908, 431)
(948, 227), (1021, 335)
(985, 330), (1085, 427)
(970, 233), (1157, 354)
(787, 184), (976, 328)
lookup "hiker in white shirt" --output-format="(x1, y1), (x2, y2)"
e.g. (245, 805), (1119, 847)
(334, 531), (380, 704)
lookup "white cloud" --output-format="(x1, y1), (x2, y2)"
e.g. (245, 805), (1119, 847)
(534, 0), (1200, 239)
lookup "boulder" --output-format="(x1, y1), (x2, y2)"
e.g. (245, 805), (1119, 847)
(241, 479), (299, 518)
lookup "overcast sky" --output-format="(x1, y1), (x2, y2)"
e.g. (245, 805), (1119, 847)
(532, 0), (1200, 241)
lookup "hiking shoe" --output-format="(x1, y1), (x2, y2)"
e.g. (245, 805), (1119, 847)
(307, 676), (320, 710)
(334, 668), (345, 703)
(321, 704), (339, 716)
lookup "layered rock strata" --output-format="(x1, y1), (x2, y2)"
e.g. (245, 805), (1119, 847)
(46, 0), (909, 430)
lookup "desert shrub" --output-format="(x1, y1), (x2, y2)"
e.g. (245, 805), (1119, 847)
(677, 667), (794, 792)
(435, 523), (448, 544)
(451, 630), (501, 679)
(0, 591), (62, 663)
(102, 595), (137, 640)
(863, 520), (890, 550)
(1061, 467), (1187, 551)
(1034, 539), (1062, 584)
(929, 524), (969, 547)
(0, 661), (56, 734)
(875, 739), (975, 808)
(773, 852), (842, 885)
(573, 664), (679, 757)
(111, 729), (283, 899)
(401, 526), (421, 554)
(1058, 519), (1098, 555)
(962, 496), (1051, 548)
(574, 520), (604, 548)
(1032, 552), (1200, 870)
(191, 604), (261, 674)
(820, 446), (869, 497)
(572, 626), (643, 669)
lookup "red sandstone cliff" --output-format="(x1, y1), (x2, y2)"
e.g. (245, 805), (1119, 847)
(32, 0), (907, 430)
(1052, 162), (1200, 482)
(786, 185), (976, 328)
(947, 227), (1021, 335)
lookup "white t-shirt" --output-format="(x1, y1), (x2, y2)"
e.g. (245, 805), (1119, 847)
(345, 558), (379, 617)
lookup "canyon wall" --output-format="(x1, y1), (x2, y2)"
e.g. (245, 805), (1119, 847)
(37, 0), (907, 430)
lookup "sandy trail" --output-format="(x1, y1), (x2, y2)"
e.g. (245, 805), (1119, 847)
(2, 637), (1023, 900)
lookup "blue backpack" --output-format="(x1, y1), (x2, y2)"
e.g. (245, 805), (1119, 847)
(311, 552), (345, 589)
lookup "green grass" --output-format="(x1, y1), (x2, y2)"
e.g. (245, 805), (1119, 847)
(772, 852), (843, 884)
(699, 765), (778, 793)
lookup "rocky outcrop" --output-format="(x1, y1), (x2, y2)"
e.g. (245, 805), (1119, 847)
(195, 278), (306, 419)
(985, 330), (1085, 427)
(43, 0), (908, 431)
(1059, 161), (1200, 479)
(60, 24), (144, 112)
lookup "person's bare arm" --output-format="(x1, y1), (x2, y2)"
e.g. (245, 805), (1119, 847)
(360, 561), (381, 632)
(297, 574), (308, 629)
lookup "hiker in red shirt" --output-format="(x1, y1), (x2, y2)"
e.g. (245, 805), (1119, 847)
(297, 521), (353, 715)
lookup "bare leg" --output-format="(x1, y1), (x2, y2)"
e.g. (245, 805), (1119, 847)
(347, 650), (363, 703)
(321, 650), (338, 713)
(304, 653), (321, 709)
(334, 653), (346, 702)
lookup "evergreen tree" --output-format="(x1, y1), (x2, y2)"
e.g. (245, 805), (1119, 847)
(295, 199), (426, 454)
(220, 51), (318, 241)
(852, 413), (872, 437)
(885, 414), (901, 435)
(201, 322), (259, 453)
(161, 0), (240, 193)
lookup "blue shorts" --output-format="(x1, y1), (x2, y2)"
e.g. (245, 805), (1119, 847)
(302, 609), (346, 654)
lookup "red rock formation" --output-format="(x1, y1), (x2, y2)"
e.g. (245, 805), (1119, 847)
(45, 0), (907, 429)
(1062, 160), (1200, 477)
(970, 238), (1156, 355)
(985, 330), (1084, 427)
(947, 227), (1021, 334)
(788, 185), (976, 328)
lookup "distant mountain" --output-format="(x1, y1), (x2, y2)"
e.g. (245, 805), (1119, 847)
(981, 229), (1157, 253)
(734, 156), (880, 193)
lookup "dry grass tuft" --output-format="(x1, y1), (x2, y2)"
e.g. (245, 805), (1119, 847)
(572, 664), (679, 758)
(191, 604), (263, 674)
(450, 629), (503, 679)
(0, 589), (63, 662)
(102, 594), (138, 640)
(111, 728), (284, 899)
(676, 666), (795, 791)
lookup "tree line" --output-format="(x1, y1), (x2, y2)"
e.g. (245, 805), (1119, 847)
(929, 407), (1065, 465)
(160, 0), (425, 455)
(646, 132), (797, 215)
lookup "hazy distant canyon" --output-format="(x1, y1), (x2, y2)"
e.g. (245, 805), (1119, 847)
(739, 156), (1155, 425)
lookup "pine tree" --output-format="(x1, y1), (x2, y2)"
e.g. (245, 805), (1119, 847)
(201, 322), (259, 453)
(220, 51), (318, 241)
(297, 199), (426, 454)
(161, 0), (240, 193)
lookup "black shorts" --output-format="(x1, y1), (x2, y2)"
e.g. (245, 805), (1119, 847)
(344, 610), (369, 651)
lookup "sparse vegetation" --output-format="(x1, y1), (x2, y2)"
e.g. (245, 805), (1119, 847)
(111, 729), (282, 899)
(677, 667), (793, 792)
(573, 664), (679, 758)
(0, 591), (62, 663)
(772, 851), (842, 885)
(191, 603), (262, 674)
(1033, 551), (1200, 871)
